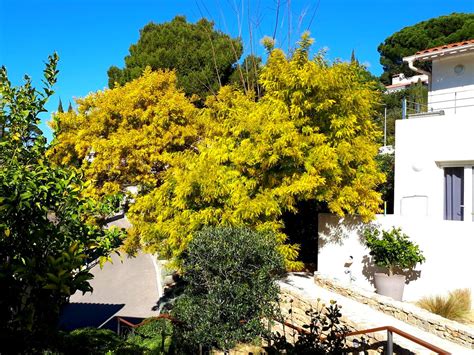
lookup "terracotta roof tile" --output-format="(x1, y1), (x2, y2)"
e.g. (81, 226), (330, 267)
(416, 39), (474, 55)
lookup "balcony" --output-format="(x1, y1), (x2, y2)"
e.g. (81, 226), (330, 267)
(404, 88), (474, 118)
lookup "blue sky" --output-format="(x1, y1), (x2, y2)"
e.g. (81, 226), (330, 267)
(1, 0), (473, 140)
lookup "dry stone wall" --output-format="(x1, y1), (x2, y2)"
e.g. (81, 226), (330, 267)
(314, 272), (474, 349)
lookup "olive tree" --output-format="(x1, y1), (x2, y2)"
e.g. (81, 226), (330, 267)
(172, 227), (285, 351)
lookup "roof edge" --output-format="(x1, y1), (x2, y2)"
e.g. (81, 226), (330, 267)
(403, 39), (474, 63)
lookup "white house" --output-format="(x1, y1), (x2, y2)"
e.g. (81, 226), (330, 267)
(396, 39), (474, 219)
(318, 39), (474, 302)
(385, 73), (428, 93)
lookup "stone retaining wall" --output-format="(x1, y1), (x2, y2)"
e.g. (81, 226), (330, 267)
(314, 272), (474, 349)
(279, 286), (386, 354)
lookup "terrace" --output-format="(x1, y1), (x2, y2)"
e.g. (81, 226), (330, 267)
(402, 39), (474, 119)
(403, 87), (474, 118)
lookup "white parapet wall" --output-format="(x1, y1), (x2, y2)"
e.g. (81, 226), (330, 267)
(395, 113), (474, 220)
(318, 213), (474, 303)
(429, 53), (474, 116)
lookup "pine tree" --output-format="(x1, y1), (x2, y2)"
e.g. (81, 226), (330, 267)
(351, 49), (358, 65)
(107, 16), (243, 100)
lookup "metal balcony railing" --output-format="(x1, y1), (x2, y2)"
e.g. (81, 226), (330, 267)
(403, 88), (474, 118)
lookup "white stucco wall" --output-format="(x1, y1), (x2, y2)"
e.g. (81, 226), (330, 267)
(429, 52), (474, 115)
(318, 49), (474, 304)
(318, 213), (474, 303)
(398, 51), (474, 220)
(394, 114), (474, 220)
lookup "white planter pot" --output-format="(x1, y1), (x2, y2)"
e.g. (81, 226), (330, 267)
(374, 273), (406, 301)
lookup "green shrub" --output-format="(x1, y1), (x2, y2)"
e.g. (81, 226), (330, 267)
(417, 288), (472, 322)
(57, 328), (142, 355)
(172, 226), (285, 352)
(127, 318), (174, 353)
(364, 227), (425, 276)
(268, 300), (349, 354)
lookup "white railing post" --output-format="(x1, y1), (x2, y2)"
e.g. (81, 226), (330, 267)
(454, 91), (457, 114)
(402, 97), (407, 119)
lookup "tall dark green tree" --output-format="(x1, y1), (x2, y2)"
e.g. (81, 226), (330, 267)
(378, 13), (474, 84)
(350, 49), (358, 64)
(107, 16), (243, 100)
(57, 98), (64, 113)
(230, 54), (263, 97)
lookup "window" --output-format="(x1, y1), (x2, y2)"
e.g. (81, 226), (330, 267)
(444, 167), (464, 220)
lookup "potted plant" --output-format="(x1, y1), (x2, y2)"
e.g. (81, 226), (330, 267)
(364, 227), (425, 301)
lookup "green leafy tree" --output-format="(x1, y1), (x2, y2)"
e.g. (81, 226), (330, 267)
(107, 16), (243, 100)
(172, 227), (285, 352)
(378, 13), (474, 84)
(0, 55), (56, 163)
(0, 56), (124, 352)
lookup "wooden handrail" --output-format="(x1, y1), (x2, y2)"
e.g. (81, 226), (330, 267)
(117, 313), (181, 329)
(271, 318), (451, 355)
(278, 319), (310, 335)
(345, 325), (451, 355)
(118, 316), (451, 355)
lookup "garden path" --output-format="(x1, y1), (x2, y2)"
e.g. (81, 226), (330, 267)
(280, 273), (473, 354)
